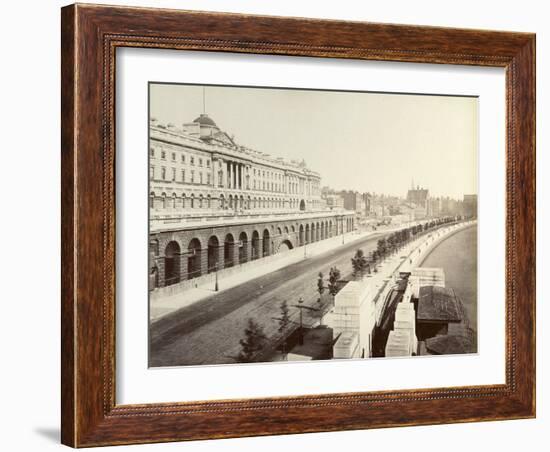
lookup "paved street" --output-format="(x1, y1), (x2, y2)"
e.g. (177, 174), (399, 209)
(150, 231), (389, 366)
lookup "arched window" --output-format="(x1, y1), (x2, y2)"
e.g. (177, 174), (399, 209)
(149, 192), (155, 209)
(190, 194), (195, 208)
(164, 241), (181, 286)
(161, 192), (167, 209)
(207, 194), (211, 208)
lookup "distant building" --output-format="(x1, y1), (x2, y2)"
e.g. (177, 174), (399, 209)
(406, 185), (429, 208)
(323, 189), (371, 218)
(463, 194), (478, 218)
(406, 184), (429, 219)
(428, 197), (441, 217)
(324, 194), (345, 210)
(362, 192), (372, 216)
(340, 190), (363, 212)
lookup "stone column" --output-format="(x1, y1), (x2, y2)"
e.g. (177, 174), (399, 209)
(213, 158), (218, 187)
(227, 161), (232, 189)
(157, 257), (166, 287)
(239, 163), (244, 190)
(238, 163), (241, 189)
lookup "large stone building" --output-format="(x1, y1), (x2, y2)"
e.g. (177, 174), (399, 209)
(149, 114), (355, 289)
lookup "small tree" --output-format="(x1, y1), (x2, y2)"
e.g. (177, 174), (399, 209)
(351, 249), (368, 280)
(328, 266), (341, 298)
(278, 301), (291, 359)
(236, 318), (267, 363)
(317, 272), (325, 302)
(377, 238), (387, 259)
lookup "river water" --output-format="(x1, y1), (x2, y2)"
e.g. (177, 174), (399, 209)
(420, 225), (478, 332)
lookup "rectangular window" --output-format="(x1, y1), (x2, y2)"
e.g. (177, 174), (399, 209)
(150, 148), (155, 157)
(181, 170), (185, 183)
(149, 166), (154, 178)
(171, 152), (176, 161)
(206, 160), (210, 167)
(181, 154), (185, 163)
(191, 170), (194, 183)
(172, 167), (176, 181)
(207, 173), (211, 185)
(161, 167), (166, 180)
(190, 156), (194, 165)
(199, 158), (203, 166)
(161, 150), (166, 159)
(199, 172), (203, 184)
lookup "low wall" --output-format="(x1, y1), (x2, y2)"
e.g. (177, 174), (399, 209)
(373, 220), (476, 325)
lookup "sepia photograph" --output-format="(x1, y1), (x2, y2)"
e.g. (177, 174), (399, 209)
(148, 83), (478, 367)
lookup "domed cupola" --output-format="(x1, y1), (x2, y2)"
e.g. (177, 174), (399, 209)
(193, 114), (218, 127)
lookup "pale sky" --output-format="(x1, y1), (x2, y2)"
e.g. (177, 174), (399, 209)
(150, 83), (478, 199)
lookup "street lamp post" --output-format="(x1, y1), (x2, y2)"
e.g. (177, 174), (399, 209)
(298, 296), (304, 345)
(214, 262), (219, 292)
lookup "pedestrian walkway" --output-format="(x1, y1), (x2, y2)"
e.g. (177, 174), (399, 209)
(150, 227), (392, 321)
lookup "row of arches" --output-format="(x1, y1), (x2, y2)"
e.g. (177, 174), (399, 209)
(150, 216), (354, 288)
(150, 192), (308, 212)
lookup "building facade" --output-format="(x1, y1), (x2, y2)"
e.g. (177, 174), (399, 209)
(149, 114), (355, 289)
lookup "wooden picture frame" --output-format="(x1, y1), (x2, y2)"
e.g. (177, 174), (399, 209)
(61, 3), (535, 447)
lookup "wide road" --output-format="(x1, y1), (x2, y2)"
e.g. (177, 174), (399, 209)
(150, 230), (390, 367)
